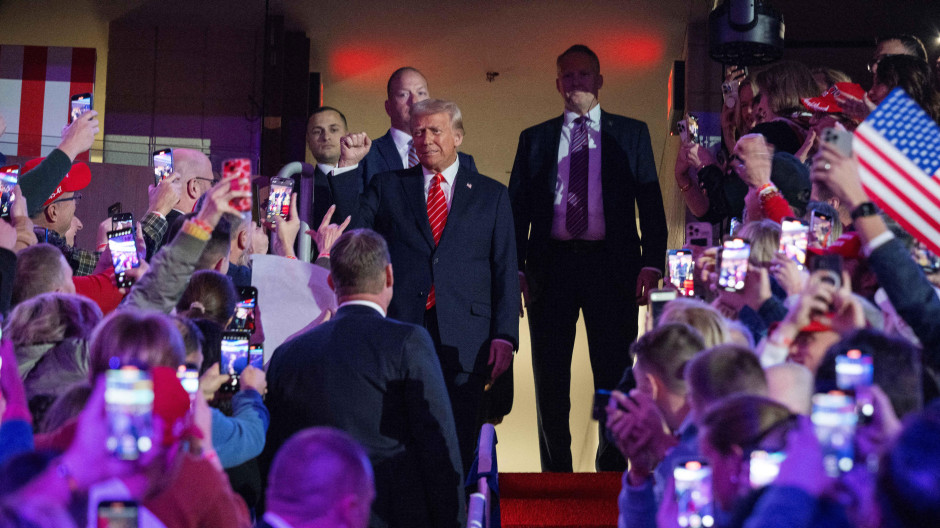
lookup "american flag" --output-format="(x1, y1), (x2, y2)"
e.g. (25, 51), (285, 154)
(0, 45), (96, 159)
(853, 88), (940, 257)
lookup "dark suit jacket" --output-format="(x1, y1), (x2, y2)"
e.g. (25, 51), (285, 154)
(263, 304), (465, 528)
(330, 164), (519, 375)
(360, 129), (478, 189)
(508, 111), (668, 298)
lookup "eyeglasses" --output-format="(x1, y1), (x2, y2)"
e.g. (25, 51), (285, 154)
(867, 54), (904, 73)
(49, 192), (82, 205)
(193, 177), (219, 186)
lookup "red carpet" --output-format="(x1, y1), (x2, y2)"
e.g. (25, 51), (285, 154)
(500, 472), (622, 528)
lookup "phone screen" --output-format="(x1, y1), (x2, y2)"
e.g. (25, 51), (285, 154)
(780, 219), (808, 269)
(232, 287), (257, 333)
(222, 158), (252, 213)
(809, 210), (833, 247)
(668, 249), (695, 297)
(153, 148), (173, 186)
(650, 289), (678, 327)
(105, 368), (154, 460)
(249, 344), (264, 370)
(811, 392), (857, 476)
(69, 93), (92, 124)
(221, 331), (250, 377)
(266, 178), (294, 221)
(111, 212), (134, 232)
(0, 166), (18, 218)
(835, 350), (874, 391)
(718, 239), (750, 292)
(108, 228), (140, 288)
(97, 500), (139, 528)
(749, 450), (786, 489)
(674, 460), (714, 528)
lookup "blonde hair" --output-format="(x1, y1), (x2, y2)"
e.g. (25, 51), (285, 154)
(657, 297), (730, 348)
(3, 292), (102, 347)
(737, 219), (781, 266)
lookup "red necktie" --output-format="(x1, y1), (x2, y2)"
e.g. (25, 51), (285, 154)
(566, 116), (589, 237)
(426, 173), (448, 309)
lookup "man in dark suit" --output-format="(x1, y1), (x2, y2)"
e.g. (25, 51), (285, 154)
(263, 229), (465, 528)
(291, 106), (347, 260)
(508, 44), (668, 472)
(262, 427), (375, 528)
(359, 67), (477, 189)
(330, 99), (519, 472)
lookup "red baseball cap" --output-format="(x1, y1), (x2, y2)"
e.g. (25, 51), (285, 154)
(808, 232), (862, 260)
(800, 320), (833, 333)
(22, 157), (92, 207)
(801, 82), (867, 113)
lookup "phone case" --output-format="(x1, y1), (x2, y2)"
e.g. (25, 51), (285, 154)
(223, 158), (252, 213)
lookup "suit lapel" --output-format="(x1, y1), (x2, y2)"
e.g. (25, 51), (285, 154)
(545, 116), (564, 195)
(378, 130), (405, 171)
(398, 166), (436, 248)
(441, 166), (474, 246)
(599, 110), (618, 221)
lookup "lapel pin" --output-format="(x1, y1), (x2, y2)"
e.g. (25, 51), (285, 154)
(466, 183), (472, 189)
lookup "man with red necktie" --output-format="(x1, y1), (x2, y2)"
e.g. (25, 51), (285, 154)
(329, 98), (519, 473)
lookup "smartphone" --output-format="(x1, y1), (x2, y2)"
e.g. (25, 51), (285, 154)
(249, 344), (264, 370)
(105, 367), (154, 461)
(69, 93), (92, 124)
(107, 228), (140, 288)
(674, 459), (714, 528)
(222, 158), (252, 213)
(0, 165), (19, 218)
(749, 450), (786, 489)
(729, 217), (741, 237)
(97, 499), (139, 528)
(221, 330), (250, 391)
(107, 201), (123, 217)
(686, 222), (713, 248)
(176, 365), (200, 403)
(650, 289), (678, 327)
(779, 218), (809, 269)
(809, 209), (833, 247)
(111, 212), (134, 232)
(266, 177), (294, 221)
(809, 253), (843, 289)
(153, 148), (173, 186)
(718, 238), (750, 292)
(835, 349), (874, 391)
(911, 240), (940, 273)
(811, 392), (857, 477)
(667, 249), (695, 297)
(822, 127), (853, 157)
(231, 286), (257, 333)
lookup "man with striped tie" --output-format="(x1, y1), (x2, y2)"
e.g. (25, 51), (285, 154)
(329, 98), (519, 474)
(359, 67), (477, 190)
(508, 44), (668, 472)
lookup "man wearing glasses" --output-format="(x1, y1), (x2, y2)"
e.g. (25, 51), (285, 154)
(28, 160), (99, 275)
(156, 148), (216, 247)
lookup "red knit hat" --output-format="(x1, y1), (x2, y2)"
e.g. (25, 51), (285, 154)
(801, 82), (867, 113)
(151, 366), (200, 447)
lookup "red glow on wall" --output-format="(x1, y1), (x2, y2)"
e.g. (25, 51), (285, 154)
(597, 35), (665, 70)
(330, 47), (390, 79)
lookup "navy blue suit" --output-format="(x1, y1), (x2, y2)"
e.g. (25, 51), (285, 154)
(330, 161), (519, 471)
(509, 110), (667, 471)
(263, 304), (465, 528)
(360, 129), (478, 189)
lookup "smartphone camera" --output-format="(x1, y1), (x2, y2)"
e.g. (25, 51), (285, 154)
(674, 459), (714, 528)
(222, 158), (253, 214)
(105, 367), (154, 460)
(668, 249), (695, 297)
(811, 392), (857, 477)
(718, 238), (750, 292)
(108, 227), (140, 288)
(0, 165), (19, 218)
(153, 148), (173, 187)
(809, 253), (843, 289)
(266, 177), (295, 222)
(779, 218), (808, 270)
(231, 287), (257, 333)
(69, 93), (92, 124)
(220, 331), (250, 392)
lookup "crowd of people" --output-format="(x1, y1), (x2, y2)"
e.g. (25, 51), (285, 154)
(0, 27), (937, 528)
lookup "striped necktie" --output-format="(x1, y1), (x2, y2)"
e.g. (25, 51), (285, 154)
(566, 116), (589, 237)
(408, 140), (420, 168)
(426, 172), (447, 309)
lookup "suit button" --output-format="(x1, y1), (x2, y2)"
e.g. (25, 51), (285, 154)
(419, 291), (426, 297)
(433, 257), (439, 264)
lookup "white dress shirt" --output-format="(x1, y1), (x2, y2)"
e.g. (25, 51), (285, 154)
(339, 299), (387, 317)
(552, 104), (605, 240)
(316, 161), (337, 175)
(389, 126), (414, 168)
(421, 156), (460, 210)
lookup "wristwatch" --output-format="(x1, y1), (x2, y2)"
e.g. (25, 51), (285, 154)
(850, 202), (879, 221)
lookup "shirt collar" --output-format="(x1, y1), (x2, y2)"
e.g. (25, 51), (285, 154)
(389, 127), (413, 151)
(564, 104), (601, 127)
(422, 156), (460, 187)
(316, 162), (337, 175)
(339, 300), (387, 317)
